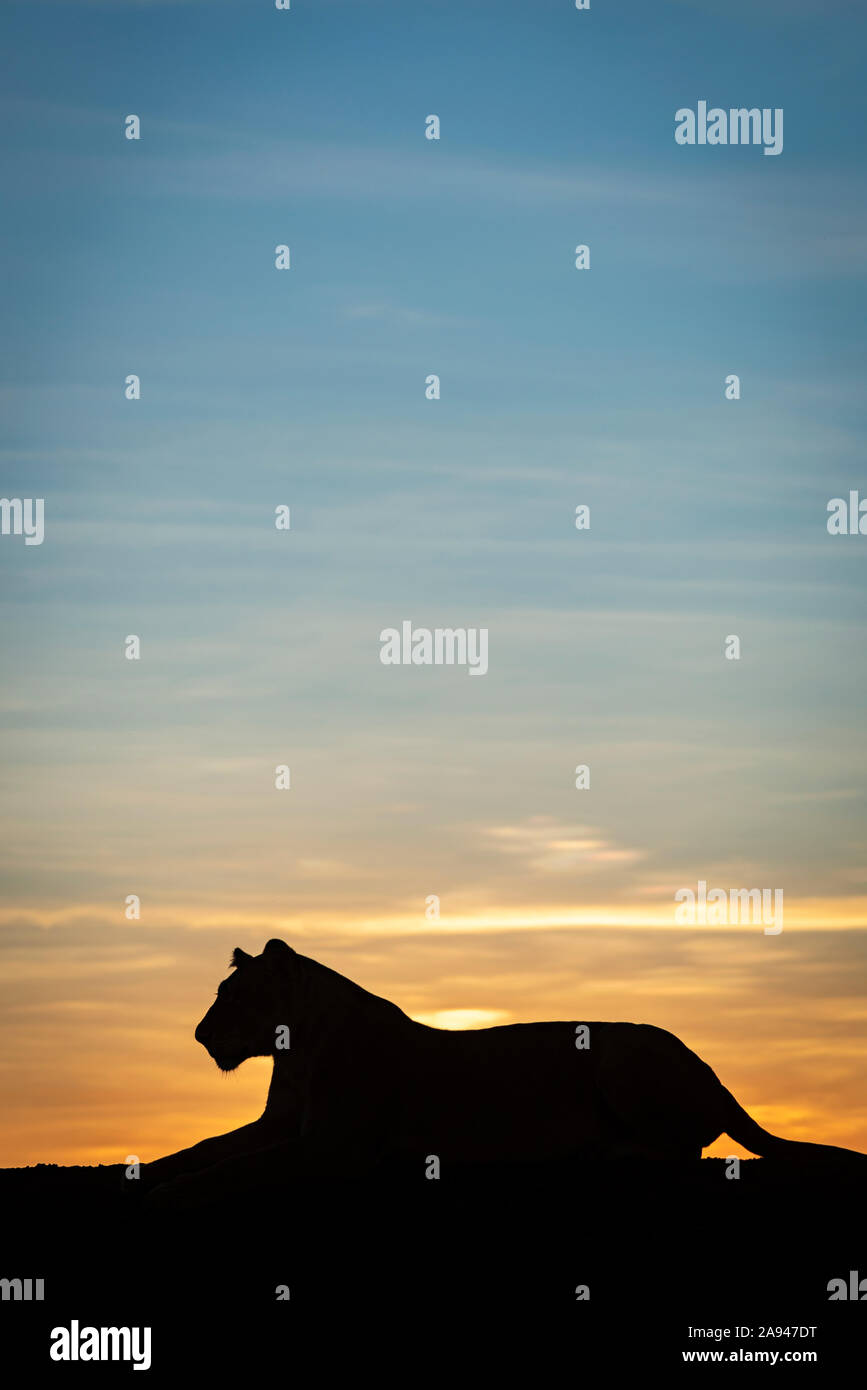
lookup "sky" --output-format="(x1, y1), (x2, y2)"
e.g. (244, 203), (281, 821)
(1, 0), (866, 1166)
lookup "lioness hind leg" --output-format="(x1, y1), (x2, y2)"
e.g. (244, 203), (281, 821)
(598, 1028), (719, 1163)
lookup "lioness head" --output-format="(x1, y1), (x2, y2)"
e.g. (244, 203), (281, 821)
(195, 938), (296, 1073)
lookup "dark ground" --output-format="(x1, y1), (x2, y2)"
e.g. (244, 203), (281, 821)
(1, 1156), (863, 1376)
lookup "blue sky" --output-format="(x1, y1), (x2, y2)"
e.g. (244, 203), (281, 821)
(2, 0), (867, 1164)
(1, 0), (866, 921)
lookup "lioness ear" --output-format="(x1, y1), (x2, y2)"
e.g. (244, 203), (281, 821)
(230, 947), (253, 969)
(263, 938), (295, 960)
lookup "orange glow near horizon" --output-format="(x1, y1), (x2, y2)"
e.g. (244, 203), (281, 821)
(4, 893), (867, 935)
(2, 908), (866, 1169)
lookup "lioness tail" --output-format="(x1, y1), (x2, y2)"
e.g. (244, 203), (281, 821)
(721, 1090), (866, 1166)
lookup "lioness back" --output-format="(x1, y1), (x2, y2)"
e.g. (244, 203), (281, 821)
(392, 1020), (726, 1161)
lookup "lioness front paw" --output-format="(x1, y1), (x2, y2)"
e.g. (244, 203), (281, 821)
(146, 1171), (221, 1212)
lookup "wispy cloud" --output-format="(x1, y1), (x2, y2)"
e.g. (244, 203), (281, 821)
(483, 816), (644, 873)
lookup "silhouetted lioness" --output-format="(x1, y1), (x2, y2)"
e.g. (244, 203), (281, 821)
(144, 938), (865, 1202)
